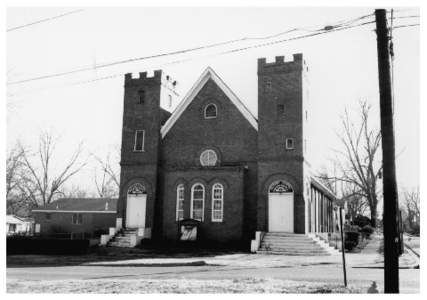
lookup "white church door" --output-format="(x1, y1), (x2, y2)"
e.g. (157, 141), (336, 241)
(268, 180), (294, 232)
(126, 183), (147, 228)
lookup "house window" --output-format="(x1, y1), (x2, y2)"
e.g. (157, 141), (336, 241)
(134, 130), (145, 152)
(277, 104), (285, 116)
(200, 149), (218, 166)
(45, 213), (51, 220)
(286, 138), (295, 150)
(176, 184), (184, 221)
(138, 90), (145, 104)
(212, 183), (224, 222)
(72, 213), (83, 225)
(204, 104), (217, 119)
(191, 184), (205, 221)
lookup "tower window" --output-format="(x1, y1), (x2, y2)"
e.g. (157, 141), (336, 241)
(204, 104), (217, 119)
(265, 79), (272, 91)
(286, 138), (295, 150)
(138, 90), (145, 104)
(134, 130), (145, 152)
(168, 94), (173, 108)
(277, 104), (285, 116)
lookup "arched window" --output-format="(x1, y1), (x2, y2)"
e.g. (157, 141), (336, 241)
(191, 184), (205, 221)
(176, 184), (184, 221)
(204, 104), (217, 119)
(269, 180), (293, 193)
(200, 149), (218, 166)
(128, 183), (147, 195)
(212, 183), (224, 222)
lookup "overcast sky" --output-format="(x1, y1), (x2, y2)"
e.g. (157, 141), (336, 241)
(6, 7), (419, 195)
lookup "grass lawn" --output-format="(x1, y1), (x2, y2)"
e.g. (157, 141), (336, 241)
(7, 278), (362, 293)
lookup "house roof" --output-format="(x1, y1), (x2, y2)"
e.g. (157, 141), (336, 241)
(160, 67), (258, 139)
(32, 198), (117, 213)
(6, 215), (29, 224)
(310, 176), (337, 200)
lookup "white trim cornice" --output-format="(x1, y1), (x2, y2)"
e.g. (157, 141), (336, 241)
(160, 67), (258, 139)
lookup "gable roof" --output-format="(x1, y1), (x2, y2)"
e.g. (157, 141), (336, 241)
(6, 215), (30, 224)
(32, 198), (117, 213)
(160, 67), (258, 139)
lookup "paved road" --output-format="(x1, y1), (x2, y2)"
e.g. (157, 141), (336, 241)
(7, 262), (419, 293)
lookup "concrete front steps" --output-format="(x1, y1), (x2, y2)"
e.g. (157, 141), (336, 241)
(257, 232), (331, 256)
(107, 229), (140, 248)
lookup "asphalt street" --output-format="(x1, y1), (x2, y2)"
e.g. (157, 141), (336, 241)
(7, 261), (420, 293)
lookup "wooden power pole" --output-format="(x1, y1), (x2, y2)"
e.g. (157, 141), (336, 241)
(375, 9), (399, 293)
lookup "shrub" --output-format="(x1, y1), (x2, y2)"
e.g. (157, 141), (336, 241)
(353, 215), (372, 228)
(360, 225), (375, 236)
(344, 231), (360, 251)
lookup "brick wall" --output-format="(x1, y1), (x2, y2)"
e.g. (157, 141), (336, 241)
(257, 54), (307, 233)
(160, 167), (245, 243)
(118, 71), (163, 230)
(160, 78), (258, 242)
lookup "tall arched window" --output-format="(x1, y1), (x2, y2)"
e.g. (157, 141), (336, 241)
(204, 104), (217, 119)
(212, 183), (224, 222)
(191, 183), (205, 221)
(176, 184), (184, 221)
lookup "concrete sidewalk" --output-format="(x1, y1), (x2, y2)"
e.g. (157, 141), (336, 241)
(86, 235), (418, 269)
(346, 234), (419, 269)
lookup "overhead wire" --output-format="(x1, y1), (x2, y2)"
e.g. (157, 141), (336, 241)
(8, 12), (418, 100)
(7, 9), (84, 32)
(7, 15), (378, 99)
(7, 12), (375, 86)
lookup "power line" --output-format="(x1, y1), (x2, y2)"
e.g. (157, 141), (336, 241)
(8, 17), (418, 101)
(8, 17), (379, 99)
(7, 13), (375, 86)
(393, 24), (420, 29)
(7, 9), (84, 32)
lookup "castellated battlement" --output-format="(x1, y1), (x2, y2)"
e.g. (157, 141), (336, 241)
(124, 70), (177, 91)
(257, 53), (305, 74)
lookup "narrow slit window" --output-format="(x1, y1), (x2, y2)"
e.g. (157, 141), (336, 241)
(277, 104), (285, 116)
(138, 90), (145, 104)
(286, 138), (295, 150)
(134, 130), (145, 152)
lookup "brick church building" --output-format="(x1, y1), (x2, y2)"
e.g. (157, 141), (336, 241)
(116, 53), (336, 248)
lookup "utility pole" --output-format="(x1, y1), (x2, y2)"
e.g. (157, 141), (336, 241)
(375, 9), (399, 293)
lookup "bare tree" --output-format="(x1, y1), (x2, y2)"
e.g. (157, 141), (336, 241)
(6, 144), (26, 200)
(401, 187), (420, 234)
(321, 101), (382, 226)
(6, 143), (36, 215)
(61, 185), (91, 198)
(92, 152), (120, 198)
(318, 168), (368, 221)
(18, 132), (87, 206)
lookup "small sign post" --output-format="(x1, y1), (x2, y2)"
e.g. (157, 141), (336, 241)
(339, 207), (348, 287)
